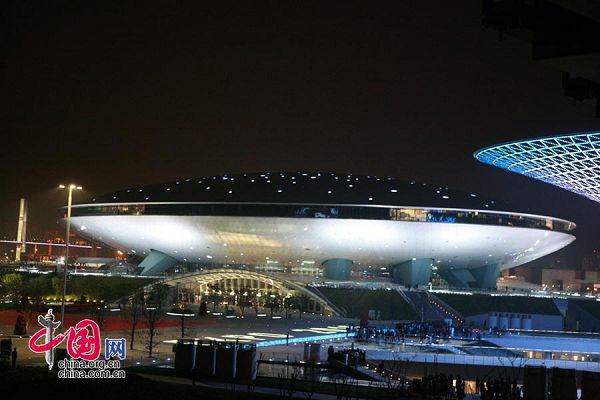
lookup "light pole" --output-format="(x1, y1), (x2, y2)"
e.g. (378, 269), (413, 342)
(58, 184), (82, 333)
(167, 307), (195, 338)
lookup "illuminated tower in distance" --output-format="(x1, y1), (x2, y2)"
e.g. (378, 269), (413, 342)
(15, 198), (27, 262)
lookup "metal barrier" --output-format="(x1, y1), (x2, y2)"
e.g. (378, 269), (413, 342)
(365, 350), (600, 372)
(256, 331), (356, 347)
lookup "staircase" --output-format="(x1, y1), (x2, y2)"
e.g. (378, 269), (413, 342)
(428, 292), (465, 324)
(400, 290), (455, 322)
(306, 285), (347, 317)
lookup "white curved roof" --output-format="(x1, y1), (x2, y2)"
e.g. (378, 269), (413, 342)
(69, 214), (574, 272)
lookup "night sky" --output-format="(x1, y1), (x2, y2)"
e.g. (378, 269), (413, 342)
(1, 2), (599, 267)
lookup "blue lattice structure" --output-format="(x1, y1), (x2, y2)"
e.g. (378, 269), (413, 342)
(475, 132), (600, 203)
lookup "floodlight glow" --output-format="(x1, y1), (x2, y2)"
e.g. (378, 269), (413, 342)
(475, 132), (600, 203)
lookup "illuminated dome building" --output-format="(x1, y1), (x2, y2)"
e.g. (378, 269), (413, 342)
(475, 132), (600, 203)
(63, 172), (576, 289)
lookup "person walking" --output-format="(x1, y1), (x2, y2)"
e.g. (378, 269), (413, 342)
(191, 366), (197, 386)
(11, 347), (17, 368)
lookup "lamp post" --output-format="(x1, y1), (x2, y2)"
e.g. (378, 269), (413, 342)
(58, 184), (82, 333)
(167, 307), (195, 338)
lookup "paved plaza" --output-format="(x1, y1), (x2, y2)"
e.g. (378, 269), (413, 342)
(1, 312), (355, 367)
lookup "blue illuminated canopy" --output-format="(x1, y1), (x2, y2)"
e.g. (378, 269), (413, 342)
(475, 132), (600, 203)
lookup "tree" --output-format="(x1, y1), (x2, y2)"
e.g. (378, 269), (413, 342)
(129, 288), (145, 350)
(14, 312), (27, 335)
(2, 273), (24, 303)
(206, 286), (223, 312)
(91, 304), (109, 330)
(198, 300), (207, 316)
(51, 276), (63, 298)
(296, 293), (311, 318)
(253, 292), (264, 316)
(144, 283), (169, 357)
(264, 292), (281, 317)
(237, 287), (254, 317)
(22, 276), (52, 307)
(285, 295), (302, 319)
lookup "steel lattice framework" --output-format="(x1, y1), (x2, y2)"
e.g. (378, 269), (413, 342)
(475, 132), (600, 203)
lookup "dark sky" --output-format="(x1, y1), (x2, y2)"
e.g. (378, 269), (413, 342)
(1, 2), (599, 267)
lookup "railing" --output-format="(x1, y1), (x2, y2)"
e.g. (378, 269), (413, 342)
(429, 286), (599, 300)
(367, 351), (600, 372)
(428, 292), (464, 322)
(258, 351), (304, 363)
(310, 281), (398, 290)
(394, 288), (418, 317)
(257, 332), (356, 347)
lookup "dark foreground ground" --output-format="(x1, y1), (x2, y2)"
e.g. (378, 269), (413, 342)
(0, 367), (285, 400)
(1, 365), (429, 400)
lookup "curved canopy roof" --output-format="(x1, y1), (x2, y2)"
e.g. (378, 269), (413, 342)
(475, 132), (600, 203)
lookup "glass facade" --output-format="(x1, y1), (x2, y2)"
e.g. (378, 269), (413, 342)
(67, 203), (574, 233)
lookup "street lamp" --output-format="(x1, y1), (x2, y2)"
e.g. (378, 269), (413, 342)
(58, 184), (82, 333)
(166, 307), (195, 338)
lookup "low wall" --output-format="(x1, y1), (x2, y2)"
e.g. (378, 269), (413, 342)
(466, 312), (563, 331)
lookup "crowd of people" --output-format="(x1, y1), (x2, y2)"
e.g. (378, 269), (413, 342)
(394, 373), (522, 399)
(346, 324), (527, 399)
(477, 376), (522, 400)
(327, 345), (366, 367)
(411, 373), (467, 399)
(352, 321), (483, 344)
